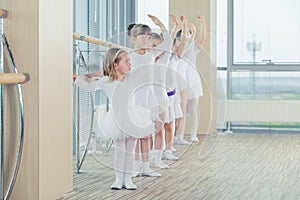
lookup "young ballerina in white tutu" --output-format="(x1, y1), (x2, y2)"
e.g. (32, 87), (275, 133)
(173, 15), (207, 144)
(127, 14), (172, 177)
(150, 14), (188, 164)
(75, 48), (157, 190)
(182, 15), (207, 142)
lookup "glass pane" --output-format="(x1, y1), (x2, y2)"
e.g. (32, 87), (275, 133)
(216, 0), (227, 67)
(73, 0), (137, 162)
(216, 69), (227, 129)
(231, 71), (300, 100)
(233, 0), (300, 64)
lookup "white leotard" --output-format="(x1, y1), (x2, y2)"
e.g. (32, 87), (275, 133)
(75, 75), (155, 139)
(183, 42), (203, 99)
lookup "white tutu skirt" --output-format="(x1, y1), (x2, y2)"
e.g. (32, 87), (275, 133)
(97, 110), (122, 139)
(174, 96), (183, 119)
(176, 60), (188, 93)
(134, 85), (168, 122)
(165, 95), (183, 123)
(97, 106), (155, 139)
(185, 65), (203, 100)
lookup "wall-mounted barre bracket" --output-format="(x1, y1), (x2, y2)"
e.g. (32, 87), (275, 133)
(0, 8), (8, 18)
(0, 73), (30, 84)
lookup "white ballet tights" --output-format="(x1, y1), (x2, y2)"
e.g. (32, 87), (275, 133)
(187, 98), (199, 138)
(114, 137), (137, 184)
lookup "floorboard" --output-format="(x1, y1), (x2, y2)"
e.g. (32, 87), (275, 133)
(58, 133), (300, 200)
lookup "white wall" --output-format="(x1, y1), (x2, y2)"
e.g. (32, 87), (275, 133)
(136, 0), (169, 32)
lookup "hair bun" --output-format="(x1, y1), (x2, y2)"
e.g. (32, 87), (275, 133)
(127, 23), (136, 36)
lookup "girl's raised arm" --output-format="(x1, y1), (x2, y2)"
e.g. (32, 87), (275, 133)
(189, 22), (197, 42)
(84, 71), (104, 78)
(176, 16), (187, 58)
(195, 15), (207, 48)
(148, 14), (172, 55)
(74, 73), (104, 92)
(147, 14), (167, 33)
(169, 14), (179, 41)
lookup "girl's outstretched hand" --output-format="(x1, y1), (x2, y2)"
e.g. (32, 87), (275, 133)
(85, 71), (103, 78)
(196, 15), (205, 22)
(169, 14), (178, 26)
(195, 15), (207, 47)
(179, 15), (186, 26)
(179, 15), (185, 22)
(147, 14), (162, 26)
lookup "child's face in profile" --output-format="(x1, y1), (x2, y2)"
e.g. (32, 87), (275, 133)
(115, 53), (131, 76)
(134, 31), (153, 49)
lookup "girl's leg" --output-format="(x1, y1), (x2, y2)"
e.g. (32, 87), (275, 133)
(140, 136), (161, 177)
(132, 139), (140, 177)
(187, 98), (199, 142)
(140, 137), (150, 163)
(153, 129), (169, 168)
(124, 137), (138, 190)
(149, 134), (155, 166)
(135, 139), (140, 160)
(154, 129), (164, 150)
(165, 122), (173, 150)
(173, 117), (183, 144)
(175, 117), (182, 138)
(149, 134), (154, 150)
(111, 138), (126, 190)
(175, 90), (190, 145)
(175, 90), (186, 138)
(163, 122), (178, 160)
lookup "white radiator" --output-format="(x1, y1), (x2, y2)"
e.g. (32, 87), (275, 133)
(225, 100), (300, 122)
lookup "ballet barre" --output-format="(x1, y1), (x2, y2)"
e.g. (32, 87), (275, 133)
(73, 32), (129, 50)
(73, 32), (119, 48)
(0, 73), (30, 84)
(0, 8), (8, 18)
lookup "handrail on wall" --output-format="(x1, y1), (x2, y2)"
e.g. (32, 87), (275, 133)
(73, 32), (127, 50)
(0, 8), (8, 18)
(0, 73), (29, 84)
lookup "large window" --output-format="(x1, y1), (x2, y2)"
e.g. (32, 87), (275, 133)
(227, 0), (300, 99)
(73, 0), (137, 153)
(233, 0), (300, 64)
(74, 0), (136, 67)
(217, 0), (300, 131)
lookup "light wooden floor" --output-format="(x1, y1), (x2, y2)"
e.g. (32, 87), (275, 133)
(58, 133), (300, 200)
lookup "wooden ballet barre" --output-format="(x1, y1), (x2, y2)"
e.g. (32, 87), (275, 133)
(0, 8), (8, 18)
(73, 32), (129, 50)
(0, 73), (30, 84)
